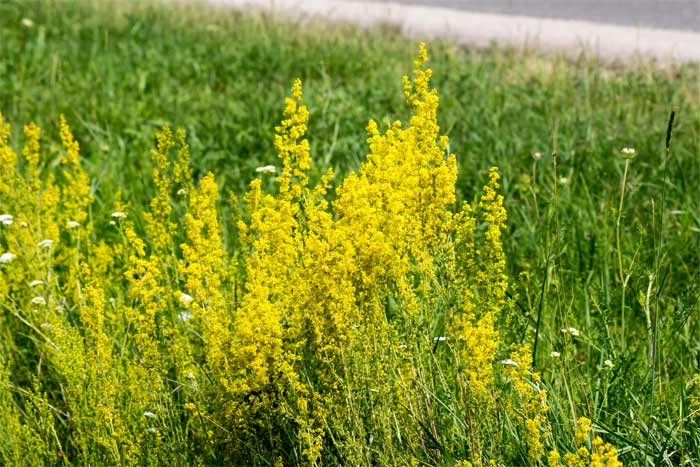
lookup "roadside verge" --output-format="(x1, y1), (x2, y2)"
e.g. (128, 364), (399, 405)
(206, 0), (700, 65)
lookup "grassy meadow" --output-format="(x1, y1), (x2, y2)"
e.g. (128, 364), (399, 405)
(1, 0), (700, 465)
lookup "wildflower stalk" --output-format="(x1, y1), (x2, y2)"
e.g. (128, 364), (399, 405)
(648, 110), (675, 441)
(0, 45), (626, 466)
(616, 157), (631, 349)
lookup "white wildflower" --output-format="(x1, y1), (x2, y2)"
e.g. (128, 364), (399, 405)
(0, 214), (13, 225)
(186, 372), (195, 380)
(178, 311), (192, 323)
(550, 351), (561, 358)
(604, 359), (614, 369)
(111, 211), (126, 219)
(179, 293), (194, 306)
(21, 18), (34, 28)
(143, 411), (156, 418)
(621, 147), (636, 159)
(29, 280), (45, 287)
(433, 336), (448, 342)
(31, 296), (46, 305)
(20, 222), (28, 227)
(0, 252), (16, 264)
(37, 239), (53, 249)
(176, 188), (187, 196)
(255, 165), (276, 174)
(146, 427), (157, 433)
(67, 220), (80, 229)
(561, 327), (580, 337)
(532, 151), (543, 161)
(501, 359), (519, 367)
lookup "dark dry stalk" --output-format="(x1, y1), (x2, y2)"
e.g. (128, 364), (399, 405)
(648, 110), (675, 442)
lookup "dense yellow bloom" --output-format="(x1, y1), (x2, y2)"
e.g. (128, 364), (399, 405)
(501, 343), (550, 463)
(546, 417), (622, 467)
(550, 450), (562, 467)
(556, 418), (623, 467)
(576, 417), (593, 444)
(228, 41), (516, 464)
(58, 115), (92, 228)
(231, 78), (324, 462)
(0, 114), (17, 197)
(180, 172), (231, 373)
(0, 114), (61, 297)
(0, 45), (624, 467)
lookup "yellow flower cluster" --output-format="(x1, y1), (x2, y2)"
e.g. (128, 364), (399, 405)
(548, 417), (623, 467)
(0, 113), (138, 464)
(503, 344), (550, 463)
(0, 115), (61, 297)
(0, 44), (624, 466)
(225, 41), (534, 465)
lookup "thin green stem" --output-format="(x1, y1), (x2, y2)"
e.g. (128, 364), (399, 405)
(616, 158), (630, 349)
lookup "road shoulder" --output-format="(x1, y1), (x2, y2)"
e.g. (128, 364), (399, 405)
(207, 0), (700, 64)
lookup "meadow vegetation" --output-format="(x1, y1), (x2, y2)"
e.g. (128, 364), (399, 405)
(0, 1), (699, 465)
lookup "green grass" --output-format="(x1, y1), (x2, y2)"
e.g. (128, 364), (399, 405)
(1, 0), (700, 464)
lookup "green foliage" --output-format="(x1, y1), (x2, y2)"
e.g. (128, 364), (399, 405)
(0, 0), (699, 465)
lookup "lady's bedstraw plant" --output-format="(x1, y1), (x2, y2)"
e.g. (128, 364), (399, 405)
(0, 44), (621, 466)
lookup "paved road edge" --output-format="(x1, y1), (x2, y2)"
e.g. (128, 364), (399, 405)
(206, 0), (700, 64)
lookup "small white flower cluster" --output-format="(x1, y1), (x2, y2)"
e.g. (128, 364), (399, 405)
(621, 147), (636, 159)
(67, 220), (80, 229)
(177, 293), (194, 322)
(179, 293), (193, 306)
(501, 359), (519, 367)
(142, 411), (158, 433)
(0, 214), (13, 226)
(110, 212), (126, 226)
(550, 351), (561, 358)
(29, 280), (45, 287)
(561, 327), (580, 337)
(0, 252), (16, 264)
(255, 165), (276, 174)
(37, 239), (53, 249)
(31, 296), (46, 306)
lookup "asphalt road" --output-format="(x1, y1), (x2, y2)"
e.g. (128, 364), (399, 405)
(356, 0), (700, 32)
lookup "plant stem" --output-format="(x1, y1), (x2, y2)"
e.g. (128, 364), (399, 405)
(616, 158), (630, 349)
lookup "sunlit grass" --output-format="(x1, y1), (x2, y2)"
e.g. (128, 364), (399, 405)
(1, 0), (699, 464)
